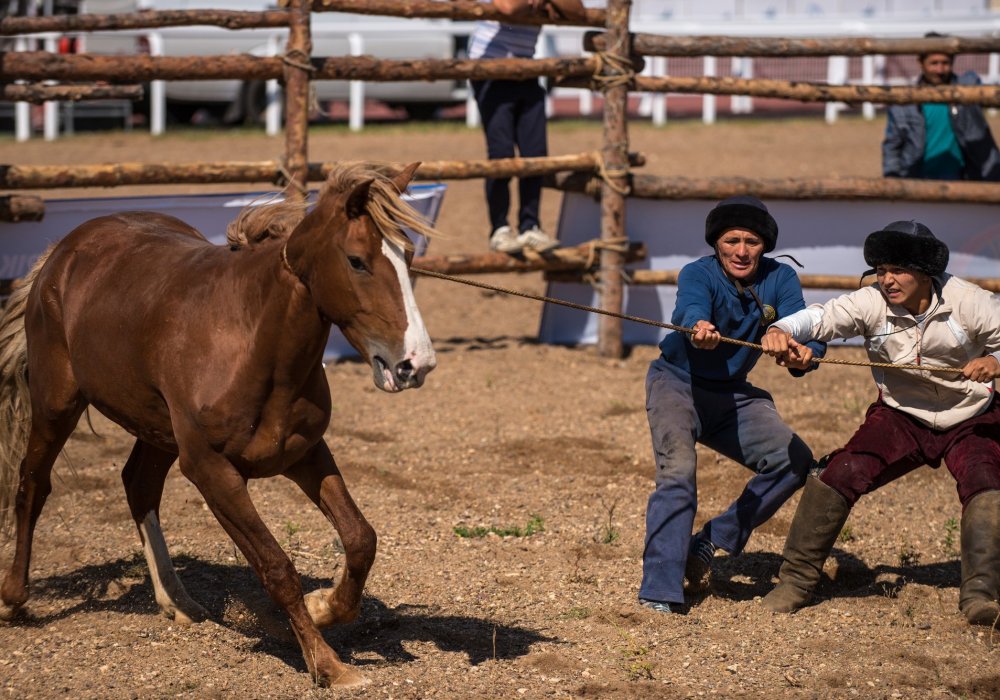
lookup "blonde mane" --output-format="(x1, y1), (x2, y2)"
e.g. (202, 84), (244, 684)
(226, 163), (438, 250)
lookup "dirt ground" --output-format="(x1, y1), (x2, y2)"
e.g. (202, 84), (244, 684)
(1, 114), (999, 699)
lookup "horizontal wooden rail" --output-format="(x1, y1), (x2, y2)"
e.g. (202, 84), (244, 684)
(0, 52), (602, 83)
(308, 0), (605, 28)
(0, 241), (646, 296)
(547, 269), (1000, 293)
(0, 9), (290, 35)
(1, 83), (143, 104)
(414, 240), (646, 276)
(8, 54), (997, 109)
(0, 0), (603, 37)
(545, 172), (1000, 203)
(558, 74), (1000, 107)
(0, 195), (45, 222)
(586, 32), (1000, 57)
(0, 153), (644, 190)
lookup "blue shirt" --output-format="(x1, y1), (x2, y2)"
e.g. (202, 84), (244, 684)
(658, 255), (826, 382)
(920, 103), (965, 180)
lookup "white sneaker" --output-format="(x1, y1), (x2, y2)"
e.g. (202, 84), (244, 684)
(489, 225), (523, 253)
(517, 226), (559, 252)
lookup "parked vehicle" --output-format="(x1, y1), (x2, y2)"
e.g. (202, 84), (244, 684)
(79, 0), (470, 122)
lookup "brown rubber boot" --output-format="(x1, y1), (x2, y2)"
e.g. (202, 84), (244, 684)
(763, 477), (851, 613)
(959, 490), (1000, 627)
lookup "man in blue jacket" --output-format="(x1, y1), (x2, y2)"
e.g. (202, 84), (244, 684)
(882, 34), (1000, 181)
(640, 196), (826, 614)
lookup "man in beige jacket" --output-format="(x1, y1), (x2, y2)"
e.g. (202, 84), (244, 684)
(759, 220), (1000, 626)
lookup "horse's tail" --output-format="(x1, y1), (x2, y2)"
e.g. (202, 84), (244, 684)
(0, 248), (53, 535)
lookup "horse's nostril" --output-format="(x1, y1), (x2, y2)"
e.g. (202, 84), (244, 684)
(395, 360), (415, 382)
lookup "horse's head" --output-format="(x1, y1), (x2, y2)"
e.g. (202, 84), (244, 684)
(284, 162), (436, 392)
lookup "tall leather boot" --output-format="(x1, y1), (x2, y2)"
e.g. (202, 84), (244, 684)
(763, 477), (851, 613)
(959, 490), (1000, 627)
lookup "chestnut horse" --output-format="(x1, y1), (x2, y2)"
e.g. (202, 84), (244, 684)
(0, 162), (436, 687)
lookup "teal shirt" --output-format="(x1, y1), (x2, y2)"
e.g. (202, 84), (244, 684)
(920, 103), (965, 179)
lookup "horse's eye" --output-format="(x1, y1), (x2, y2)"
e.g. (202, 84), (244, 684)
(347, 256), (367, 272)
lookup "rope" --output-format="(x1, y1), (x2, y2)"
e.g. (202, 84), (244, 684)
(591, 51), (634, 91)
(282, 49), (315, 74)
(410, 267), (965, 375)
(583, 236), (630, 270)
(593, 151), (631, 196)
(276, 158), (309, 198)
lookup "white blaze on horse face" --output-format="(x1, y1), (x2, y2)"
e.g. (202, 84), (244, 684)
(382, 237), (436, 386)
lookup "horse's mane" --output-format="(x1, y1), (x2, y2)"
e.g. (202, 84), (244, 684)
(226, 163), (437, 251)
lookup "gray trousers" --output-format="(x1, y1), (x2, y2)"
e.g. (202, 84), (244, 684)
(640, 358), (814, 604)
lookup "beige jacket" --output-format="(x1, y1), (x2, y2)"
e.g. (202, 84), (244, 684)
(774, 275), (1000, 430)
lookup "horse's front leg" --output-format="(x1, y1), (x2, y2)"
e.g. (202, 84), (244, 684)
(177, 443), (365, 688)
(283, 441), (376, 628)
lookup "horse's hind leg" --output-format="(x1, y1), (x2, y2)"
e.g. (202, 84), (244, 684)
(283, 442), (376, 629)
(121, 440), (207, 624)
(1, 379), (84, 618)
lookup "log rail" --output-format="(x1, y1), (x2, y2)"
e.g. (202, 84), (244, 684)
(547, 269), (1000, 294)
(0, 153), (645, 192)
(546, 172), (1000, 204)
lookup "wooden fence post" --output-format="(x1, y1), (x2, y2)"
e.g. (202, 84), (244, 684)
(284, 0), (311, 200)
(598, 0), (632, 358)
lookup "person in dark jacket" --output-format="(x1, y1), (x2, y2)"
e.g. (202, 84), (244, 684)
(882, 35), (1000, 181)
(639, 196), (827, 614)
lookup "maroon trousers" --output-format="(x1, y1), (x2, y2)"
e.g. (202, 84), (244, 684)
(820, 395), (1000, 509)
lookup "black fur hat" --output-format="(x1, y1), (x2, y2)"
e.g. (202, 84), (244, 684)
(705, 195), (778, 252)
(863, 220), (949, 277)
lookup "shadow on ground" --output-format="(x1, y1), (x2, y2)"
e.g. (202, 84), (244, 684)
(19, 554), (556, 673)
(700, 550), (961, 604)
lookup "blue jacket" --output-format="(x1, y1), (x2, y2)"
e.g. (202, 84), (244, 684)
(882, 71), (1000, 181)
(658, 255), (826, 382)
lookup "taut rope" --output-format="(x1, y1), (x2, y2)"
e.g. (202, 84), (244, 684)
(411, 267), (964, 375)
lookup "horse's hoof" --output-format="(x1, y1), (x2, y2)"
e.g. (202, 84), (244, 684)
(0, 603), (22, 622)
(305, 588), (359, 628)
(326, 665), (368, 688)
(166, 600), (209, 625)
(304, 588), (333, 627)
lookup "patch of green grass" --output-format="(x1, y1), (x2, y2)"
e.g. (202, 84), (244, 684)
(838, 525), (856, 543)
(942, 517), (959, 557)
(453, 514), (544, 539)
(596, 497), (620, 545)
(898, 543), (921, 568)
(558, 606), (591, 620)
(600, 524), (621, 545)
(616, 627), (654, 681)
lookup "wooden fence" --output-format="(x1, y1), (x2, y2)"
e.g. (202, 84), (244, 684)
(3, 0), (1000, 355)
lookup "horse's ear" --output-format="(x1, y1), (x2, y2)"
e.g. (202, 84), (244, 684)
(345, 178), (374, 220)
(392, 162), (421, 192)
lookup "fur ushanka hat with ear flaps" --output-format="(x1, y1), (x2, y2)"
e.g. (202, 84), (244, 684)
(863, 220), (950, 277)
(704, 195), (779, 253)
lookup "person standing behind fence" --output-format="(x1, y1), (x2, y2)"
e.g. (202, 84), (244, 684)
(469, 0), (585, 254)
(639, 196), (826, 614)
(882, 32), (1000, 181)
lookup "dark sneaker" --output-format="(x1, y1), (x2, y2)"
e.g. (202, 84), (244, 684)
(639, 598), (687, 615)
(685, 534), (717, 594)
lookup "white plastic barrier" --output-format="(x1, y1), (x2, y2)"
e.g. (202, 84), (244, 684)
(0, 183), (447, 360)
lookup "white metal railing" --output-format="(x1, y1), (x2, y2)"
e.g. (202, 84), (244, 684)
(8, 14), (1000, 138)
